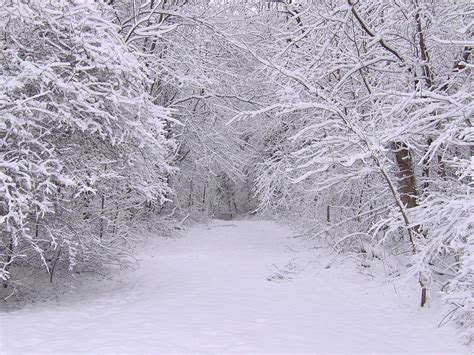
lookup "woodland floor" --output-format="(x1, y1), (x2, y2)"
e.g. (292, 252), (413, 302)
(0, 220), (468, 354)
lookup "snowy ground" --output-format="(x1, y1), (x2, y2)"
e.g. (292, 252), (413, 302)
(0, 220), (468, 354)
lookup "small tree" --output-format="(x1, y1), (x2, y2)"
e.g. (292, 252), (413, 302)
(0, 0), (174, 294)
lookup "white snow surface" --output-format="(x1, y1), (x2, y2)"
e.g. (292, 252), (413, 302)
(0, 220), (468, 354)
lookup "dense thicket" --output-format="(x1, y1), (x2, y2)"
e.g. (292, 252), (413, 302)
(233, 1), (473, 342)
(1, 0), (472, 344)
(1, 0), (174, 295)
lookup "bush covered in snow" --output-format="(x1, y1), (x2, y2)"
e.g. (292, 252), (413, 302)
(0, 0), (174, 296)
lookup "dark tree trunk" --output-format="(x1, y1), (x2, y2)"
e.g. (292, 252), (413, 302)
(392, 142), (418, 209)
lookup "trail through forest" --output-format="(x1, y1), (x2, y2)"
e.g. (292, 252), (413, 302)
(0, 220), (468, 354)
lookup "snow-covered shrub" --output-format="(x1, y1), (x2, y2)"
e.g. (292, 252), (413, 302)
(0, 0), (174, 295)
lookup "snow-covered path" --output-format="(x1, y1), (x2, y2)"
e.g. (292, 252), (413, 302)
(0, 220), (468, 354)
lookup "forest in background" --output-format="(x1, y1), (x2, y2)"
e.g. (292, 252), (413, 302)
(0, 0), (472, 344)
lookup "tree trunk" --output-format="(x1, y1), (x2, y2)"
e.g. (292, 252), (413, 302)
(99, 193), (106, 239)
(3, 237), (14, 288)
(392, 142), (418, 209)
(422, 137), (433, 191)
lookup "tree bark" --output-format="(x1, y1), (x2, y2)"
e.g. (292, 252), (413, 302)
(392, 142), (418, 209)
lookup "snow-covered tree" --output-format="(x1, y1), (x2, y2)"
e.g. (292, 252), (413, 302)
(225, 0), (472, 342)
(1, 0), (174, 294)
